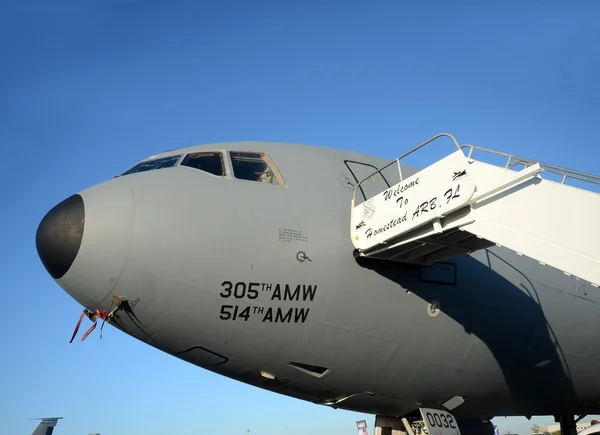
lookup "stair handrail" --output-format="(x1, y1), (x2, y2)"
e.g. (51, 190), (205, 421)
(351, 134), (599, 212)
(461, 144), (600, 187)
(351, 133), (462, 208)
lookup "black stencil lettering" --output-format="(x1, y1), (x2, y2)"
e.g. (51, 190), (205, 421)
(454, 184), (461, 198)
(220, 281), (233, 298)
(248, 282), (259, 299)
(294, 308), (310, 323)
(434, 414), (442, 427)
(219, 305), (233, 320)
(270, 284), (317, 301)
(275, 307), (293, 323)
(302, 285), (317, 301)
(271, 284), (282, 300)
(444, 184), (461, 204)
(426, 413), (435, 427)
(441, 414), (449, 428)
(383, 178), (420, 201)
(253, 306), (264, 315)
(239, 306), (251, 321)
(447, 415), (456, 429)
(234, 282), (246, 299)
(263, 307), (273, 322)
(396, 196), (408, 208)
(261, 307), (310, 323)
(412, 204), (421, 220)
(444, 188), (452, 203)
(284, 284), (300, 301)
(222, 281), (262, 299)
(368, 212), (408, 238)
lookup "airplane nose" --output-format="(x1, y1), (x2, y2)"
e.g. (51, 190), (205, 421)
(36, 194), (85, 280)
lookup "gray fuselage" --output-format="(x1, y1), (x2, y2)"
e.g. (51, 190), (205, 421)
(36, 141), (600, 421)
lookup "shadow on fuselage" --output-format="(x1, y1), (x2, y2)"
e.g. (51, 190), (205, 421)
(356, 248), (577, 416)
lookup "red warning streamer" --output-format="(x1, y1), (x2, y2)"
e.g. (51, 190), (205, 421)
(69, 297), (126, 343)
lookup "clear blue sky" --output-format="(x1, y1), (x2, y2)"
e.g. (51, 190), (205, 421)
(2, 1), (599, 434)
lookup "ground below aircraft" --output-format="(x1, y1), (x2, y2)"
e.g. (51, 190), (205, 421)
(35, 134), (600, 435)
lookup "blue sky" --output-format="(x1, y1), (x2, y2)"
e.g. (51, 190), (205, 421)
(2, 1), (600, 434)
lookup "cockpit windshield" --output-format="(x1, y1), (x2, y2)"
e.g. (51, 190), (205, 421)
(230, 151), (284, 185)
(118, 149), (285, 185)
(181, 152), (225, 176)
(121, 155), (182, 176)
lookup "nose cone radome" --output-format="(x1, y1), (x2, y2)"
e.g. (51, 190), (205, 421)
(36, 194), (85, 280)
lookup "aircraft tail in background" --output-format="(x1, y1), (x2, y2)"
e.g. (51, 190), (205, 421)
(28, 417), (63, 435)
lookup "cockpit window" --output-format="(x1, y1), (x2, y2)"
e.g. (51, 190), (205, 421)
(229, 151), (284, 185)
(121, 155), (182, 176)
(180, 152), (225, 176)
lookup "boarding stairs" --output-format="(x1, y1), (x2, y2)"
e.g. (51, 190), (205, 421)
(350, 133), (600, 287)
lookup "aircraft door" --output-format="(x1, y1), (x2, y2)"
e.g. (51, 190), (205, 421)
(344, 160), (393, 205)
